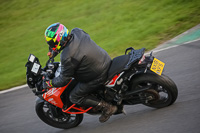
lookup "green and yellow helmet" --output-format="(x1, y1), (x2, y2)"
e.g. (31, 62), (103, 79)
(45, 23), (69, 52)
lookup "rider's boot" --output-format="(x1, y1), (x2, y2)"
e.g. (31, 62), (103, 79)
(80, 98), (117, 123)
(96, 100), (117, 123)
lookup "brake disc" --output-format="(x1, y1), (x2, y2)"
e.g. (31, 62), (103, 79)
(144, 89), (160, 103)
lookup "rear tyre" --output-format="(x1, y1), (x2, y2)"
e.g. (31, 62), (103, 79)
(130, 72), (178, 108)
(35, 102), (83, 129)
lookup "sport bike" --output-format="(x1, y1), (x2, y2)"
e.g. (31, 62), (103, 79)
(25, 47), (178, 129)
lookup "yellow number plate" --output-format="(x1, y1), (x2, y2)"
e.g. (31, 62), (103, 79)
(150, 58), (165, 75)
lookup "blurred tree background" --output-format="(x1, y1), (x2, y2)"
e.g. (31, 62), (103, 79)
(0, 0), (200, 90)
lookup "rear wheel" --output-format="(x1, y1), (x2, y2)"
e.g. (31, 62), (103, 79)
(35, 102), (83, 129)
(130, 72), (178, 108)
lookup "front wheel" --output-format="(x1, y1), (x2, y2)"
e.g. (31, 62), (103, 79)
(130, 72), (178, 108)
(35, 102), (83, 129)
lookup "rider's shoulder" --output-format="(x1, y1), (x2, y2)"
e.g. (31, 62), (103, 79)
(71, 28), (88, 35)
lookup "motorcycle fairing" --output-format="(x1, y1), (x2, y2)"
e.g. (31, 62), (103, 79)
(106, 72), (124, 87)
(42, 81), (72, 108)
(42, 79), (93, 114)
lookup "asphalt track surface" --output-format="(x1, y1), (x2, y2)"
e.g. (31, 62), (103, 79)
(0, 40), (200, 133)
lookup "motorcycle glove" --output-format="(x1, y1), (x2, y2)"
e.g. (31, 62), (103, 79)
(43, 80), (53, 89)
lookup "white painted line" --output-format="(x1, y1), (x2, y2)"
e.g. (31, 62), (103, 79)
(145, 45), (179, 55)
(1, 38), (200, 95)
(0, 84), (28, 94)
(145, 38), (200, 55)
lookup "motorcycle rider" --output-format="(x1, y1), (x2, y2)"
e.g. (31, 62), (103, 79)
(43, 23), (117, 123)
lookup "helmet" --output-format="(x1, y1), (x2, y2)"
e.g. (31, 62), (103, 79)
(45, 23), (69, 52)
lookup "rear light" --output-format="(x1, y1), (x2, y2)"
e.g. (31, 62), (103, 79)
(138, 55), (145, 64)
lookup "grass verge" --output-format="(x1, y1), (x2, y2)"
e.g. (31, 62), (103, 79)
(0, 0), (200, 90)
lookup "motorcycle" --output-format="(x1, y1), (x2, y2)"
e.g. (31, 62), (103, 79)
(25, 47), (178, 129)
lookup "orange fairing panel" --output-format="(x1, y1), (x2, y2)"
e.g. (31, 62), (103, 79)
(43, 80), (72, 108)
(42, 79), (92, 114)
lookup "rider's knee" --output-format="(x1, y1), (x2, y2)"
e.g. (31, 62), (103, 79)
(69, 93), (82, 104)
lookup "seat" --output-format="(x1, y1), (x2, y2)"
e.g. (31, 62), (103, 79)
(107, 54), (130, 80)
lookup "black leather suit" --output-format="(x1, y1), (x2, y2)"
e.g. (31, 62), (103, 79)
(51, 28), (111, 106)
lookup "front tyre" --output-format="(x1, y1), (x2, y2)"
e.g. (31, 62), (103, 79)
(131, 72), (178, 108)
(35, 102), (83, 129)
